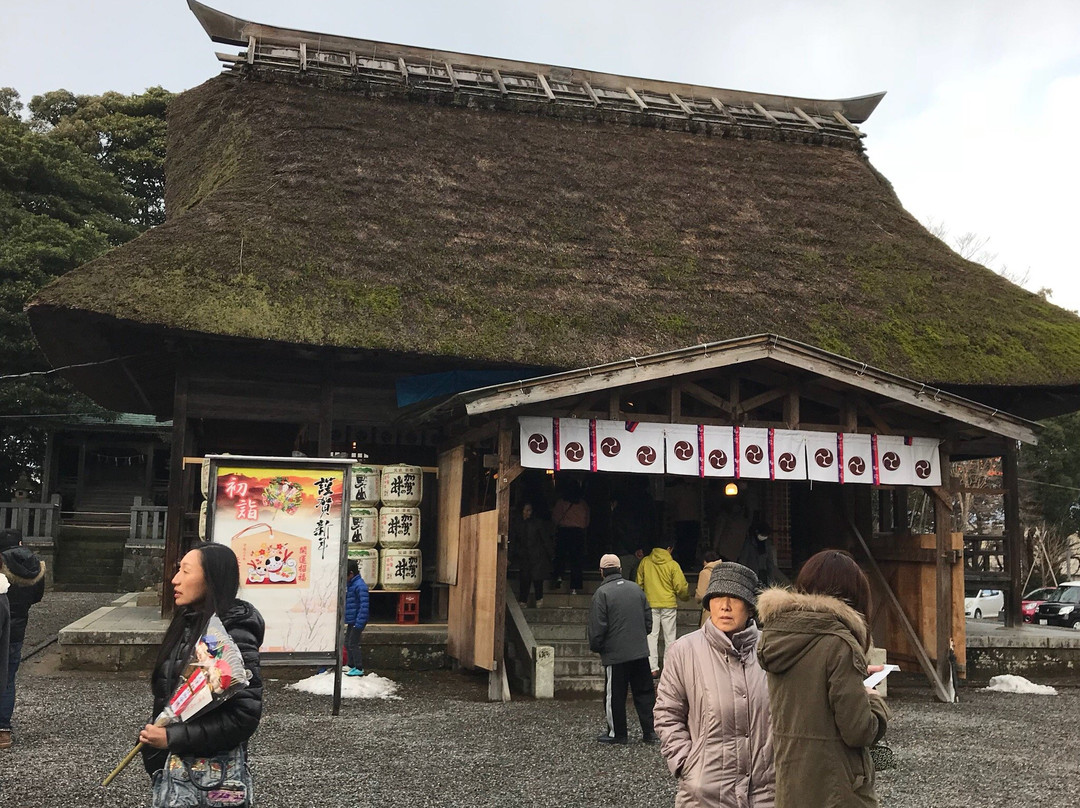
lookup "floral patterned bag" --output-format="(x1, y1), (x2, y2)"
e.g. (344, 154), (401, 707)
(151, 747), (253, 807)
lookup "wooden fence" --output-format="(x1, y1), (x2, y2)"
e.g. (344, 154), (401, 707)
(0, 495), (60, 543)
(130, 496), (168, 545)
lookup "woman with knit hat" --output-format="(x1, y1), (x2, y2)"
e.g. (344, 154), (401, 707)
(653, 562), (775, 807)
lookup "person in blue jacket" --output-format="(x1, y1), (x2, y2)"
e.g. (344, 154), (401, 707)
(344, 560), (370, 676)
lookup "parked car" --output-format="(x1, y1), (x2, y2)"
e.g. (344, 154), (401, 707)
(1033, 582), (1080, 628)
(1022, 587), (1059, 623)
(965, 589), (1004, 620)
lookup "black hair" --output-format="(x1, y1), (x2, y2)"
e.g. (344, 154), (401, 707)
(703, 550), (720, 563)
(347, 559), (359, 576)
(153, 543), (242, 680)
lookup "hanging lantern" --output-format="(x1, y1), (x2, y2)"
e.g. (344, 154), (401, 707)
(724, 482), (739, 497)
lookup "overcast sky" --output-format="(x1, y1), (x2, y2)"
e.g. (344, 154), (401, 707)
(4, 1), (1078, 311)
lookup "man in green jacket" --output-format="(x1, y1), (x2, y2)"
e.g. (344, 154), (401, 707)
(636, 540), (689, 676)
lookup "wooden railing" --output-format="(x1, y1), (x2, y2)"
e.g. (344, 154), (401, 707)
(963, 534), (1008, 581)
(130, 496), (168, 545)
(0, 495), (61, 543)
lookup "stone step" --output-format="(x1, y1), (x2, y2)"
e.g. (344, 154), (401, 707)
(553, 674), (607, 694)
(555, 655), (604, 677)
(532, 592), (704, 611)
(523, 605), (701, 627)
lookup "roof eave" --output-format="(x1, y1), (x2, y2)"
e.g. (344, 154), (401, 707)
(188, 0), (885, 123)
(440, 334), (1038, 444)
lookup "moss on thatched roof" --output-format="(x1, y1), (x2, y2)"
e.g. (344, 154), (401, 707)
(28, 71), (1080, 389)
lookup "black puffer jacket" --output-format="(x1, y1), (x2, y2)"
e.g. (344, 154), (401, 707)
(142, 599), (264, 774)
(1, 547), (45, 644)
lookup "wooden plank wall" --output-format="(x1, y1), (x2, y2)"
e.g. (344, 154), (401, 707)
(437, 445), (465, 585)
(447, 509), (499, 670)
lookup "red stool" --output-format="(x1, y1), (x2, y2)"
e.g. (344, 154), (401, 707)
(396, 592), (420, 624)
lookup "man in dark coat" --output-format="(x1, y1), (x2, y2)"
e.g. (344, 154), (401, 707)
(587, 553), (658, 745)
(0, 528), (45, 750)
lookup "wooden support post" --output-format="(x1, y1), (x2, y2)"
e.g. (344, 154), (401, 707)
(669, 386), (681, 421)
(783, 390), (800, 429)
(40, 431), (55, 503)
(488, 419), (513, 702)
(608, 391), (620, 420)
(843, 495), (954, 703)
(934, 447), (955, 697)
(75, 440), (87, 509)
(1003, 440), (1023, 627)
(163, 365), (190, 617)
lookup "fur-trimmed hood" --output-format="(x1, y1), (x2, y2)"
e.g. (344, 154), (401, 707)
(755, 587), (869, 676)
(1, 546), (44, 586)
(0, 571), (9, 595)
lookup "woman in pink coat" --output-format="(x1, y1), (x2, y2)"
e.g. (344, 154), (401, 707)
(654, 562), (775, 808)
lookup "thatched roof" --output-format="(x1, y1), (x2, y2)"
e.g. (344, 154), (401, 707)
(26, 11), (1080, 417)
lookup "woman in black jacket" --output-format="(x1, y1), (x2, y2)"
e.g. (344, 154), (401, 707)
(140, 542), (264, 777)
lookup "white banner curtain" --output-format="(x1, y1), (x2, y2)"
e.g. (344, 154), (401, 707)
(516, 417), (942, 487)
(664, 423), (702, 476)
(593, 420), (665, 473)
(519, 416), (554, 469)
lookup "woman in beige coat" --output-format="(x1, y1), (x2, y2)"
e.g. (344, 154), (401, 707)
(756, 550), (889, 808)
(654, 562), (775, 808)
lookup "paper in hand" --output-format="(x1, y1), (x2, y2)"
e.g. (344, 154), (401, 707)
(863, 664), (900, 689)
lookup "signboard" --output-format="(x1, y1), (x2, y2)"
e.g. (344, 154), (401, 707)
(206, 456), (352, 655)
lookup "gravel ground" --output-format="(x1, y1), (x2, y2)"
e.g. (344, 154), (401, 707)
(20, 591), (123, 651)
(1, 595), (1077, 807)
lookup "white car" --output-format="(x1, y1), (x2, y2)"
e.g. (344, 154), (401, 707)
(965, 589), (1004, 620)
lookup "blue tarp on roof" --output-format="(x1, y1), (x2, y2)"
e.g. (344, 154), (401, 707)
(396, 369), (546, 408)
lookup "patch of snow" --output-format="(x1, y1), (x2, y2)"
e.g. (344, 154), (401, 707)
(985, 674), (1057, 695)
(288, 670), (402, 699)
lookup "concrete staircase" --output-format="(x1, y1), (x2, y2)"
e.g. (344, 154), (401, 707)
(53, 525), (127, 592)
(521, 576), (704, 694)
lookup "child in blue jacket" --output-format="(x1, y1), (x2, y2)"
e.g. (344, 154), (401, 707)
(344, 560), (370, 676)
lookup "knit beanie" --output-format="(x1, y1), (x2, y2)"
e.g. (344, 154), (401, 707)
(702, 562), (760, 610)
(0, 529), (21, 552)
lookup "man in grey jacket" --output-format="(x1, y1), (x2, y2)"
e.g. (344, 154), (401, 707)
(588, 553), (658, 744)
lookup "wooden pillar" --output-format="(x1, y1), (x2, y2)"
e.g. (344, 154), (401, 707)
(40, 431), (56, 503)
(144, 444), (156, 500)
(488, 419), (512, 701)
(75, 439), (87, 509)
(933, 447), (955, 700)
(1002, 440), (1023, 628)
(163, 365), (190, 617)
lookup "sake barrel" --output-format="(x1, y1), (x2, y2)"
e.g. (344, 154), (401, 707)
(380, 464), (422, 506)
(347, 506), (378, 548)
(350, 465), (380, 507)
(198, 501), (208, 541)
(378, 507), (420, 548)
(347, 545), (379, 587)
(200, 459), (211, 499)
(379, 547), (422, 591)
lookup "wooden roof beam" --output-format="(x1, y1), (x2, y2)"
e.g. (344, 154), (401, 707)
(752, 102), (780, 124)
(246, 35), (256, 65)
(680, 381), (735, 416)
(833, 111), (866, 137)
(491, 68), (508, 96)
(626, 87), (648, 111)
(670, 92), (694, 117)
(444, 62), (459, 90)
(739, 386), (788, 415)
(398, 57), (409, 83)
(299, 42), (307, 71)
(793, 106), (822, 129)
(581, 80), (600, 106)
(537, 73), (556, 101)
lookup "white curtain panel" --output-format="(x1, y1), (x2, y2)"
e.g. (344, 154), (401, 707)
(593, 420), (665, 473)
(519, 416), (554, 469)
(804, 431), (841, 483)
(840, 433), (874, 484)
(664, 423), (702, 476)
(771, 429), (809, 481)
(701, 425), (736, 478)
(909, 437), (943, 486)
(737, 427), (771, 479)
(553, 417), (592, 472)
(876, 434), (917, 486)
